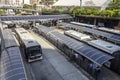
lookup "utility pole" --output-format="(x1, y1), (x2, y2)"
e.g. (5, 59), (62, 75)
(5, 0), (8, 4)
(23, 0), (24, 4)
(80, 0), (82, 8)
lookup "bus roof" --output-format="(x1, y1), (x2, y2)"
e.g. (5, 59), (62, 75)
(15, 28), (40, 48)
(65, 30), (91, 41)
(70, 21), (97, 28)
(88, 40), (120, 54)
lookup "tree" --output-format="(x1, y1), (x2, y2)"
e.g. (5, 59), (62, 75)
(72, 7), (83, 16)
(23, 4), (32, 9)
(41, 0), (54, 5)
(100, 10), (116, 17)
(107, 0), (120, 10)
(33, 3), (37, 10)
(0, 10), (6, 15)
(72, 7), (99, 16)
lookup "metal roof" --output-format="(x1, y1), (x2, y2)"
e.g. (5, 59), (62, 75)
(0, 47), (27, 80)
(64, 30), (91, 41)
(98, 27), (120, 35)
(38, 25), (114, 66)
(0, 15), (72, 21)
(59, 22), (120, 44)
(70, 22), (97, 28)
(38, 25), (53, 34)
(2, 29), (18, 48)
(71, 22), (120, 35)
(88, 40), (120, 54)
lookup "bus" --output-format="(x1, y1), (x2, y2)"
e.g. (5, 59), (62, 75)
(2, 21), (16, 28)
(15, 28), (42, 62)
(21, 11), (32, 15)
(6, 9), (15, 15)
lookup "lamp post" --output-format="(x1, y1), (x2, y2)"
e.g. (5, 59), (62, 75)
(80, 0), (82, 8)
(23, 0), (24, 4)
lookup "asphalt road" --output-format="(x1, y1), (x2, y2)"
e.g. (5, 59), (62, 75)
(17, 28), (120, 80)
(25, 30), (89, 80)
(29, 57), (63, 80)
(51, 26), (120, 80)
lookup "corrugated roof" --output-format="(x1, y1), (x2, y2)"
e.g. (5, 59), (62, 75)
(2, 29), (18, 48)
(37, 25), (114, 66)
(0, 48), (27, 80)
(0, 15), (72, 21)
(59, 22), (120, 44)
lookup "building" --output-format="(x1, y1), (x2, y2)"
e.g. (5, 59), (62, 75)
(29, 0), (58, 11)
(0, 0), (12, 4)
(30, 0), (37, 4)
(53, 0), (111, 10)
(0, 0), (23, 5)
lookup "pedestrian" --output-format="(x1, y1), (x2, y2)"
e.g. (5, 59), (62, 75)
(89, 63), (94, 74)
(75, 53), (79, 59)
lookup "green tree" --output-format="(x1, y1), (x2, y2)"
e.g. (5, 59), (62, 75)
(41, 0), (54, 5)
(71, 7), (99, 16)
(23, 4), (32, 9)
(107, 0), (120, 10)
(100, 10), (116, 17)
(42, 8), (53, 14)
(33, 3), (37, 10)
(0, 10), (6, 15)
(111, 10), (120, 17)
(72, 7), (83, 16)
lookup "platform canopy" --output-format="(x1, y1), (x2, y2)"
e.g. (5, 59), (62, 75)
(60, 22), (120, 45)
(0, 14), (72, 21)
(37, 25), (114, 66)
(0, 48), (27, 80)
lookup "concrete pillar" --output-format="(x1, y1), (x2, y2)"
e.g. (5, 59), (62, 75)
(94, 18), (97, 26)
(118, 20), (120, 27)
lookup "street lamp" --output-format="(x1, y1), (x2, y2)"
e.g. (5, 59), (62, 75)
(80, 0), (82, 8)
(23, 0), (24, 4)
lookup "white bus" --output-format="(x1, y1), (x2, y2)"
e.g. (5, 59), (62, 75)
(6, 9), (15, 15)
(15, 28), (42, 62)
(64, 30), (91, 41)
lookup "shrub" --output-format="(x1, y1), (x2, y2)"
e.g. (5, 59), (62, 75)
(0, 10), (6, 15)
(100, 10), (115, 17)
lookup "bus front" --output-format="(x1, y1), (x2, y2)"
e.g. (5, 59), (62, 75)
(27, 46), (42, 62)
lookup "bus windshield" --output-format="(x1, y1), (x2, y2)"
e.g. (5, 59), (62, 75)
(28, 46), (41, 58)
(30, 50), (41, 57)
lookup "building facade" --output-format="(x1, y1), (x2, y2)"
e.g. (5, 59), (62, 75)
(0, 0), (23, 5)
(30, 0), (38, 4)
(53, 0), (111, 10)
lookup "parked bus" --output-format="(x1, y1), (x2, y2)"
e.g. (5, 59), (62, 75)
(15, 28), (42, 62)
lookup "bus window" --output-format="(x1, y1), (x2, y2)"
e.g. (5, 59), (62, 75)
(30, 50), (41, 57)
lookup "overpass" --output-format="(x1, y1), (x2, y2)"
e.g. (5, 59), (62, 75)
(0, 14), (73, 21)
